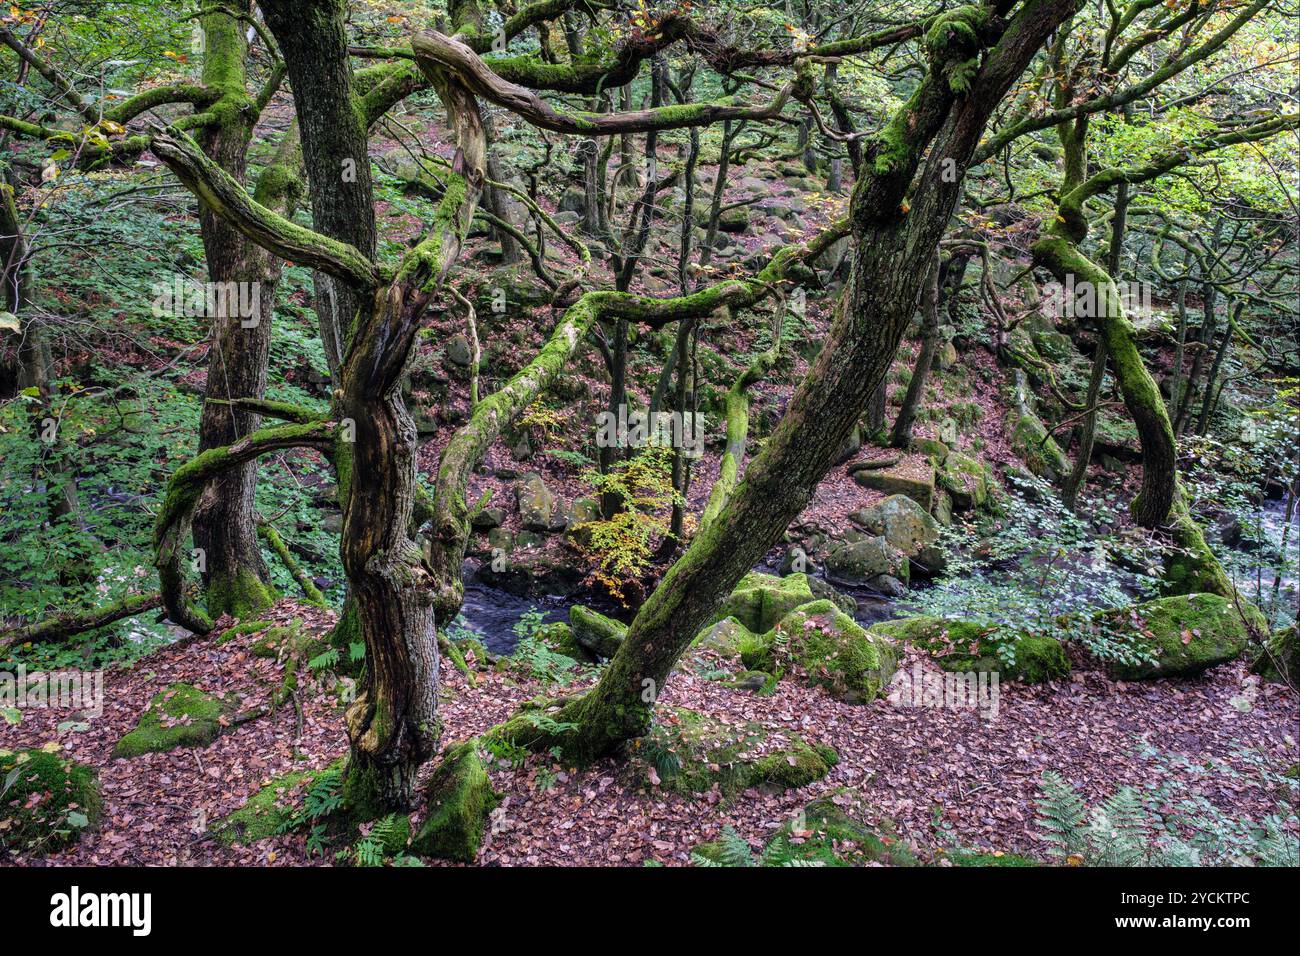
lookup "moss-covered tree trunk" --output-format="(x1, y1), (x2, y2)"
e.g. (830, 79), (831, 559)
(190, 8), (275, 618)
(498, 0), (1082, 762)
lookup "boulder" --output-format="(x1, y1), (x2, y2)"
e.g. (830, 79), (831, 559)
(711, 571), (817, 634)
(411, 739), (499, 862)
(742, 600), (898, 703)
(691, 616), (757, 658)
(632, 707), (838, 797)
(850, 494), (939, 561)
(869, 616), (1069, 683)
(939, 450), (993, 512)
(569, 605), (627, 658)
(445, 333), (473, 368)
(1005, 407), (1070, 482)
(852, 461), (936, 510)
(1099, 594), (1253, 680)
(0, 749), (102, 853)
(1252, 624), (1297, 685)
(824, 535), (910, 588)
(113, 683), (236, 758)
(470, 507), (505, 530)
(515, 473), (556, 532)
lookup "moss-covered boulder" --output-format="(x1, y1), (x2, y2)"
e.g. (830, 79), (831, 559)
(634, 708), (837, 797)
(850, 494), (945, 575)
(112, 683), (237, 759)
(743, 600), (898, 703)
(569, 605), (627, 658)
(869, 616), (1069, 683)
(852, 461), (936, 509)
(939, 450), (993, 512)
(532, 621), (595, 663)
(1100, 594), (1253, 680)
(1252, 624), (1297, 685)
(711, 571), (817, 634)
(411, 740), (499, 862)
(824, 534), (910, 588)
(0, 748), (102, 854)
(208, 763), (340, 846)
(691, 615), (757, 657)
(1005, 407), (1070, 482)
(516, 472), (557, 531)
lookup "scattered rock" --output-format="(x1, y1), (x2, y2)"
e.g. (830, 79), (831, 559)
(515, 473), (556, 532)
(411, 739), (499, 863)
(711, 571), (817, 633)
(870, 616), (1069, 684)
(1098, 593), (1254, 680)
(824, 535), (910, 589)
(852, 460), (936, 510)
(113, 683), (238, 759)
(0, 749), (102, 854)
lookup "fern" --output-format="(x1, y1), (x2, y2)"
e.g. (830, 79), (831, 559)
(1035, 771), (1088, 859)
(1087, 788), (1149, 866)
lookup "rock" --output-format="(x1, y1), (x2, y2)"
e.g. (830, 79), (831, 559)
(939, 451), (993, 512)
(718, 205), (751, 233)
(850, 494), (939, 560)
(910, 437), (949, 462)
(531, 622), (597, 663)
(113, 683), (236, 758)
(742, 600), (898, 703)
(557, 186), (586, 216)
(515, 473), (556, 532)
(846, 452), (903, 473)
(691, 616), (757, 658)
(411, 739), (499, 862)
(934, 339), (959, 370)
(475, 548), (584, 598)
(824, 535), (910, 588)
(869, 616), (1069, 684)
(1099, 594), (1254, 680)
(778, 545), (814, 576)
(808, 575), (858, 615)
(486, 527), (514, 553)
(727, 670), (778, 694)
(931, 488), (953, 526)
(872, 574), (908, 597)
(569, 605), (627, 658)
(633, 707), (837, 796)
(0, 749), (102, 853)
(835, 424), (863, 464)
(445, 333), (473, 368)
(1005, 407), (1070, 482)
(209, 762), (341, 846)
(471, 507), (505, 530)
(852, 461), (936, 510)
(1252, 624), (1297, 685)
(711, 571), (817, 633)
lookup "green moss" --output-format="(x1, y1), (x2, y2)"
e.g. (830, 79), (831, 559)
(0, 749), (102, 854)
(410, 739), (499, 862)
(1101, 594), (1253, 680)
(869, 616), (1069, 683)
(204, 565), (276, 620)
(939, 450), (993, 511)
(633, 708), (836, 798)
(743, 600), (898, 703)
(217, 619), (275, 644)
(712, 572), (817, 634)
(1005, 407), (1070, 481)
(209, 767), (319, 846)
(1252, 624), (1297, 685)
(112, 683), (233, 759)
(568, 606), (627, 659)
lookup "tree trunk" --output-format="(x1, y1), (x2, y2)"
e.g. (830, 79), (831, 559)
(891, 252), (940, 448)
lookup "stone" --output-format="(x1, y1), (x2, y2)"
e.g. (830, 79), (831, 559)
(411, 740), (499, 863)
(852, 461), (936, 510)
(711, 571), (817, 633)
(939, 451), (993, 512)
(515, 473), (556, 532)
(569, 605), (627, 658)
(1253, 624), (1298, 685)
(869, 616), (1069, 684)
(445, 333), (473, 368)
(1098, 594), (1254, 680)
(742, 600), (898, 703)
(824, 535), (910, 588)
(471, 507), (505, 530)
(0, 749), (102, 853)
(112, 683), (236, 758)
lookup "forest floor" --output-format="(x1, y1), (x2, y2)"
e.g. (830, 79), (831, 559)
(4, 600), (1294, 866)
